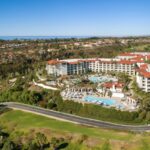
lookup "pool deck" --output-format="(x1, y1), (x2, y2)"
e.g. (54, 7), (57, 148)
(62, 92), (137, 111)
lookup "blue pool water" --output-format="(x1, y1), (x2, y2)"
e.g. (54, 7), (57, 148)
(89, 76), (107, 83)
(89, 76), (118, 83)
(84, 96), (116, 106)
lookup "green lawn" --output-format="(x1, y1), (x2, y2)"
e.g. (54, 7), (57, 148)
(0, 110), (133, 141)
(0, 110), (150, 150)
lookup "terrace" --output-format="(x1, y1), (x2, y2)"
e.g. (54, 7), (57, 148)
(60, 74), (138, 111)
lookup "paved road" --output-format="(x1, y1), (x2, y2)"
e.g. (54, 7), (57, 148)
(2, 102), (150, 131)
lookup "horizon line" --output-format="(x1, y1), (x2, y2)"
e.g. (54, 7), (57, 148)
(0, 35), (150, 38)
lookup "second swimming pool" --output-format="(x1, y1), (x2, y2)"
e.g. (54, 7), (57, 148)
(84, 95), (116, 106)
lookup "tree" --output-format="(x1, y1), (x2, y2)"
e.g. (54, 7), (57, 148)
(27, 141), (39, 150)
(146, 111), (150, 121)
(139, 110), (146, 120)
(47, 102), (57, 109)
(51, 137), (60, 150)
(2, 140), (15, 150)
(35, 132), (48, 149)
(29, 92), (42, 104)
(0, 130), (9, 148)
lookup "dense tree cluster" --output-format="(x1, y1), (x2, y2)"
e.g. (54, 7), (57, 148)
(0, 59), (34, 79)
(0, 126), (67, 150)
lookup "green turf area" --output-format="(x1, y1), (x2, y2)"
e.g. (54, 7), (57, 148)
(1, 110), (150, 150)
(0, 110), (132, 141)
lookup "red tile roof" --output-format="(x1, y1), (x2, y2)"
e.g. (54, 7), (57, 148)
(139, 70), (150, 78)
(99, 60), (116, 64)
(130, 59), (144, 63)
(140, 64), (148, 70)
(47, 60), (59, 65)
(146, 55), (150, 60)
(119, 53), (147, 59)
(119, 53), (135, 56)
(103, 82), (124, 88)
(137, 63), (150, 78)
(68, 61), (78, 65)
(119, 60), (135, 65)
(85, 59), (96, 62)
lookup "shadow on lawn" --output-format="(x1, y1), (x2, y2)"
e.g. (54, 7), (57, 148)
(0, 105), (12, 115)
(57, 142), (69, 149)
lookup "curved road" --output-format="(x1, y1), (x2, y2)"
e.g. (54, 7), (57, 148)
(2, 102), (150, 131)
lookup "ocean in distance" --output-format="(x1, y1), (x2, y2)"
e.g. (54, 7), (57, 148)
(0, 36), (90, 40)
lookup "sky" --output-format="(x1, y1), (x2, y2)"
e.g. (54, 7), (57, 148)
(0, 0), (150, 36)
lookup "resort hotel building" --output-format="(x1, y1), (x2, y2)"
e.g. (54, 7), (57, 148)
(136, 63), (150, 92)
(46, 52), (150, 92)
(46, 58), (136, 76)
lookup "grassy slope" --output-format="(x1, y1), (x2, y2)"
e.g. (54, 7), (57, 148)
(0, 110), (150, 150)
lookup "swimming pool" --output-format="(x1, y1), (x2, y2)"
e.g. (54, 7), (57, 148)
(89, 76), (117, 83)
(89, 76), (106, 83)
(84, 96), (116, 106)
